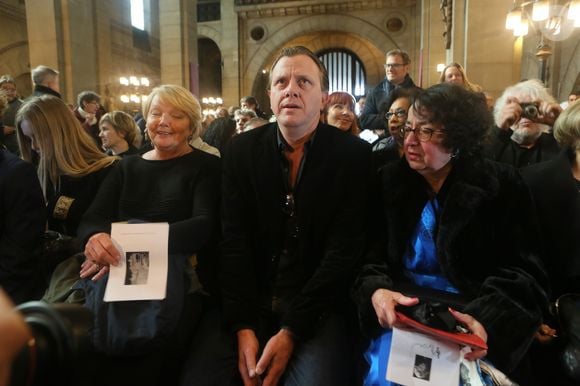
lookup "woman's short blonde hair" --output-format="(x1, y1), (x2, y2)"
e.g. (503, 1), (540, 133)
(142, 84), (202, 139)
(99, 111), (139, 146)
(16, 95), (117, 196)
(554, 100), (580, 150)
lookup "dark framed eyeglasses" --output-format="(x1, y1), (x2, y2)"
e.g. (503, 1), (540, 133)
(385, 108), (407, 120)
(400, 125), (445, 142)
(384, 63), (405, 69)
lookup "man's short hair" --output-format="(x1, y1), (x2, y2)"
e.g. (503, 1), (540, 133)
(268, 46), (329, 92)
(31, 65), (59, 86)
(77, 91), (101, 107)
(240, 96), (258, 106)
(386, 49), (411, 65)
(0, 75), (16, 87)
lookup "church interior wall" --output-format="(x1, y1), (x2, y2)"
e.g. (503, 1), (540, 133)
(0, 0), (30, 96)
(0, 0), (577, 113)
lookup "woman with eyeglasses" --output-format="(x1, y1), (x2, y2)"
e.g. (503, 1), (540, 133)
(353, 83), (548, 385)
(371, 88), (415, 169)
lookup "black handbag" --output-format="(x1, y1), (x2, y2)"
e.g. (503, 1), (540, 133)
(554, 293), (580, 381)
(396, 301), (459, 332)
(75, 253), (190, 356)
(42, 230), (81, 268)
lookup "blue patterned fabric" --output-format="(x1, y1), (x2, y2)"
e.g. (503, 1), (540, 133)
(363, 199), (467, 385)
(402, 198), (459, 294)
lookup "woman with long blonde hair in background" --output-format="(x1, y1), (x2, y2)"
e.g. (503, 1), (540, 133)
(16, 95), (118, 237)
(439, 62), (483, 93)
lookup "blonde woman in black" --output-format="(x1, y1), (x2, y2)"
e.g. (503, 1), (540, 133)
(16, 95), (118, 237)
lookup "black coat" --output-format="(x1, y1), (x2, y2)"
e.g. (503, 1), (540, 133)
(359, 75), (420, 132)
(220, 122), (372, 339)
(487, 127), (560, 168)
(0, 150), (46, 303)
(352, 157), (549, 373)
(522, 149), (580, 297)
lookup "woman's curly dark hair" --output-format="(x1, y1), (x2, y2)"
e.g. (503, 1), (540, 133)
(412, 83), (491, 159)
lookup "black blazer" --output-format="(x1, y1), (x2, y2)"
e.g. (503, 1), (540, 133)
(0, 150), (46, 303)
(220, 122), (372, 339)
(522, 149), (580, 297)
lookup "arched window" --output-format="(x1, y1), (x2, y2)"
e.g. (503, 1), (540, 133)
(318, 49), (366, 98)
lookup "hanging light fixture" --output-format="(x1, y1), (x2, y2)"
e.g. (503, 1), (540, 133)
(532, 1), (550, 21)
(569, 0), (580, 20)
(506, 7), (523, 30)
(515, 16), (530, 36)
(506, 1), (579, 39)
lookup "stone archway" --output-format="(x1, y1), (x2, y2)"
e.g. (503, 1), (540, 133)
(242, 13), (408, 108)
(198, 25), (222, 49)
(198, 37), (223, 100)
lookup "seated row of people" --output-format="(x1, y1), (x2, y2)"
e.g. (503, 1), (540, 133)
(0, 46), (578, 386)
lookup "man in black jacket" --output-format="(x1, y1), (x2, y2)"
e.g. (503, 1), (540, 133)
(360, 49), (419, 133)
(30, 65), (61, 99)
(181, 46), (372, 386)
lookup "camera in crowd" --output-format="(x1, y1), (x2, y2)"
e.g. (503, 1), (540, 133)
(520, 102), (540, 122)
(9, 302), (94, 386)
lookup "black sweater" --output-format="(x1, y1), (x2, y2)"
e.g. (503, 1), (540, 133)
(78, 151), (221, 256)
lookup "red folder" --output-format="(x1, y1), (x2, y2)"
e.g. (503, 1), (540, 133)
(394, 311), (488, 350)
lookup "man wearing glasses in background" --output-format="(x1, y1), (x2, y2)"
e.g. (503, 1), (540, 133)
(73, 91), (104, 149)
(360, 49), (420, 134)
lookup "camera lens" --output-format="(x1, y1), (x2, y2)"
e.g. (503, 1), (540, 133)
(521, 103), (539, 121)
(10, 302), (94, 386)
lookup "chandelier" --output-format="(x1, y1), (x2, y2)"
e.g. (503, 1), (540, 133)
(505, 1), (580, 40)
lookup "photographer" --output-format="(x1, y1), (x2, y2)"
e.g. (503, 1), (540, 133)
(489, 79), (561, 168)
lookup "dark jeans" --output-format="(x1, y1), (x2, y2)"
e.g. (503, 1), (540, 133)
(180, 307), (357, 386)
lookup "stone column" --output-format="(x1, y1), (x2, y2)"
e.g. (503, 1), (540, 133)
(25, 0), (63, 93)
(159, 0), (198, 92)
(220, 1), (240, 107)
(25, 0), (99, 104)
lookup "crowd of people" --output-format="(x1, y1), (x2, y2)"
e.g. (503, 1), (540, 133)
(0, 47), (579, 386)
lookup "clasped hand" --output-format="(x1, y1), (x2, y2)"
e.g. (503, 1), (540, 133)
(80, 232), (120, 281)
(371, 288), (488, 360)
(237, 328), (295, 386)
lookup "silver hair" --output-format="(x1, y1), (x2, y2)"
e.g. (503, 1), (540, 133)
(493, 79), (556, 127)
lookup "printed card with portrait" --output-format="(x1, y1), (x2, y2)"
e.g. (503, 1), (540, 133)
(104, 222), (169, 302)
(386, 326), (460, 386)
